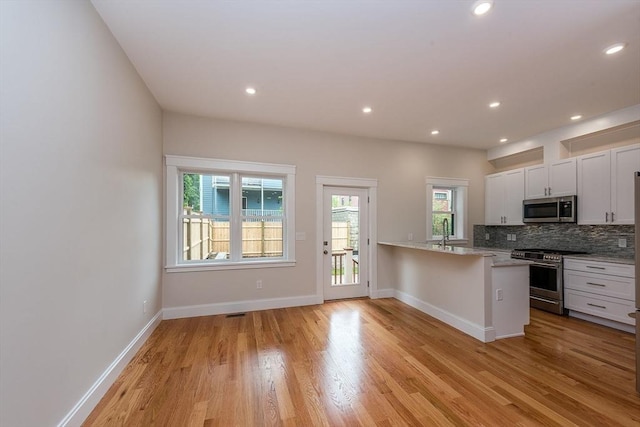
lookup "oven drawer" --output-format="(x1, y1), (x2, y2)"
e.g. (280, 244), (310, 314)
(564, 258), (635, 278)
(564, 271), (635, 300)
(565, 289), (635, 325)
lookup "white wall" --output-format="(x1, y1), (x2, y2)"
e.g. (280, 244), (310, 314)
(487, 104), (640, 162)
(0, 1), (162, 426)
(163, 113), (493, 309)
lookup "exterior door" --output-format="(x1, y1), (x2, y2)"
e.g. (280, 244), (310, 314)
(322, 187), (369, 300)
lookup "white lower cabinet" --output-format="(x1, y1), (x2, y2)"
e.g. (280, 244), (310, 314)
(564, 258), (635, 327)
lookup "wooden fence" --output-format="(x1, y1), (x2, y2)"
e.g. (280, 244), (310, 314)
(183, 215), (352, 261)
(183, 218), (284, 260)
(332, 221), (351, 251)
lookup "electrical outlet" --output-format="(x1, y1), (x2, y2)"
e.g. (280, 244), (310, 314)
(496, 289), (503, 301)
(408, 233), (413, 241)
(485, 233), (490, 240)
(506, 234), (511, 241)
(512, 234), (516, 241)
(256, 279), (263, 289)
(143, 300), (147, 314)
(618, 238), (627, 248)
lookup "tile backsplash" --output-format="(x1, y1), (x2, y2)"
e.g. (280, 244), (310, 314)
(473, 224), (635, 259)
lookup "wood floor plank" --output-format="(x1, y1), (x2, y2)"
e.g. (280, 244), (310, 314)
(83, 298), (640, 426)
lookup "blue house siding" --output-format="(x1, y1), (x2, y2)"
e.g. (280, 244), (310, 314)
(197, 175), (282, 215)
(201, 175), (213, 214)
(213, 188), (230, 215)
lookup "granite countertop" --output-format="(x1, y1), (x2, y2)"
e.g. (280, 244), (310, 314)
(378, 242), (531, 267)
(563, 254), (635, 265)
(491, 253), (532, 267)
(378, 241), (494, 256)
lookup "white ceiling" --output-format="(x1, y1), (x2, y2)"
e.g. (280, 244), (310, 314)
(91, 0), (640, 150)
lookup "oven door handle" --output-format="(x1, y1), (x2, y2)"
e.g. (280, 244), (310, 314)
(530, 296), (560, 305)
(530, 262), (560, 269)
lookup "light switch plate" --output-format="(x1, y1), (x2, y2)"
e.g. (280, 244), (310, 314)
(618, 238), (627, 248)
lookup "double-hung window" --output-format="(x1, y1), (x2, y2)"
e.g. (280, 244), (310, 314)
(426, 177), (468, 242)
(166, 155), (296, 271)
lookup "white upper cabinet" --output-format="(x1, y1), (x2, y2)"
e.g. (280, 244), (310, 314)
(485, 169), (524, 225)
(577, 151), (610, 224)
(611, 145), (640, 224)
(577, 144), (640, 225)
(524, 158), (576, 199)
(524, 165), (548, 199)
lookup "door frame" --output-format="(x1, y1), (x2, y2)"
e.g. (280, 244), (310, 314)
(315, 176), (378, 301)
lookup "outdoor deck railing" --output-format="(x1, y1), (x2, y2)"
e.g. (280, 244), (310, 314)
(331, 250), (359, 284)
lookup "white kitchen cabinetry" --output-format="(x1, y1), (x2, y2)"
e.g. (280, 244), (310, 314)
(611, 144), (640, 224)
(564, 258), (635, 329)
(485, 169), (524, 225)
(524, 158), (576, 199)
(577, 144), (640, 225)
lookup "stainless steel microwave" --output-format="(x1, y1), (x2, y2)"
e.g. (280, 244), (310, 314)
(522, 196), (577, 223)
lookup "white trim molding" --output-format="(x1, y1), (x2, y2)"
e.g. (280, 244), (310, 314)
(57, 310), (163, 427)
(315, 176), (378, 302)
(371, 289), (395, 299)
(425, 176), (469, 241)
(394, 290), (496, 343)
(165, 155), (296, 271)
(163, 295), (322, 320)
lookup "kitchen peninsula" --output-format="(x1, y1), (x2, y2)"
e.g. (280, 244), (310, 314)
(378, 242), (530, 343)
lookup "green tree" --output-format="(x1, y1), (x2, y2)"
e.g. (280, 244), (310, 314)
(183, 174), (200, 210)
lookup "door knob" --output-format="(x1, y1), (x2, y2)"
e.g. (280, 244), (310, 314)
(323, 250), (328, 254)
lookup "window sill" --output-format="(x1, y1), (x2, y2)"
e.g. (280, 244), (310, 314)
(166, 260), (296, 273)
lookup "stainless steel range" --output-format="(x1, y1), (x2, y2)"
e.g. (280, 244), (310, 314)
(510, 248), (587, 315)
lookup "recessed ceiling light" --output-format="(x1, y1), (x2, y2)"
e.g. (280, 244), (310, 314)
(604, 43), (626, 55)
(362, 106), (373, 114)
(245, 87), (257, 95)
(489, 101), (501, 108)
(571, 115), (582, 121)
(431, 130), (440, 135)
(500, 138), (508, 143)
(472, 0), (493, 16)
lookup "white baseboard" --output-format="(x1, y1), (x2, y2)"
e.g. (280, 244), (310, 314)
(495, 331), (525, 340)
(394, 290), (495, 343)
(162, 294), (323, 320)
(568, 310), (635, 334)
(371, 288), (395, 299)
(58, 310), (163, 427)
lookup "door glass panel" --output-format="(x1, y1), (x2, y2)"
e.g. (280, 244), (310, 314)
(331, 194), (360, 286)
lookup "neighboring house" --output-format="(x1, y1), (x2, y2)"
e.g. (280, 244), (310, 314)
(200, 175), (283, 216)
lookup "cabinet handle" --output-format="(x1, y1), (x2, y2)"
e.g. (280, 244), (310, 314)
(586, 282), (606, 287)
(605, 212), (609, 222)
(611, 212), (615, 222)
(586, 265), (606, 270)
(544, 188), (548, 196)
(587, 303), (607, 309)
(548, 187), (551, 195)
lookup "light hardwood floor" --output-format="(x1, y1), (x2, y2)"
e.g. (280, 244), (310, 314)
(83, 298), (640, 426)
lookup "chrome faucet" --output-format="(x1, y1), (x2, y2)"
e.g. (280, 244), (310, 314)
(441, 218), (449, 247)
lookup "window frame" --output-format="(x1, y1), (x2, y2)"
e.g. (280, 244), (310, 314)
(426, 177), (468, 243)
(165, 155), (296, 272)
